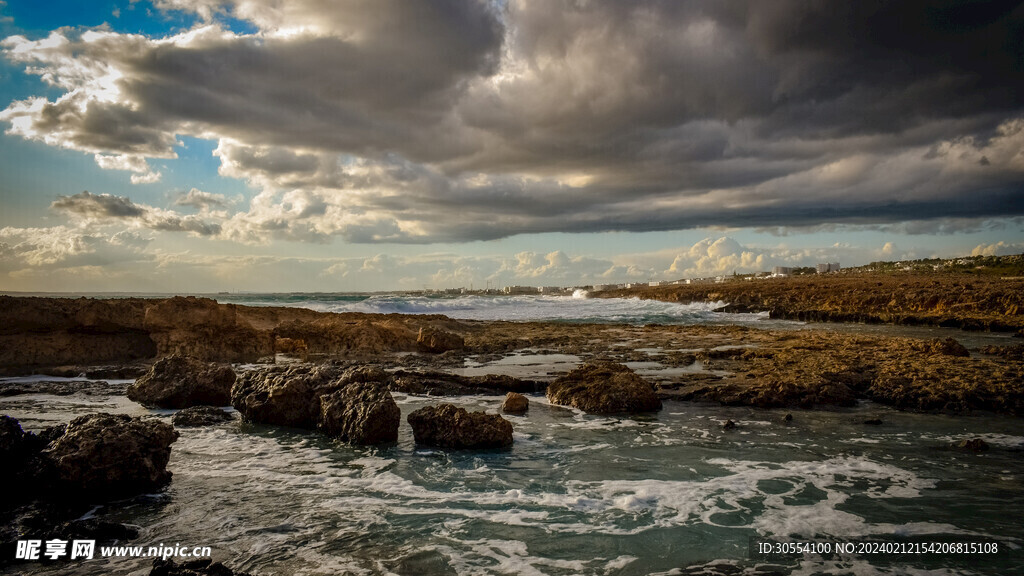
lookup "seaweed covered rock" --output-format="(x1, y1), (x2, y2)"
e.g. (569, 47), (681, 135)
(547, 362), (662, 414)
(128, 356), (236, 409)
(172, 406), (233, 427)
(407, 404), (513, 449)
(45, 413), (178, 498)
(318, 382), (400, 444)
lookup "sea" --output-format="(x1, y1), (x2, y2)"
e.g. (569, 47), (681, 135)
(2, 293), (1022, 575)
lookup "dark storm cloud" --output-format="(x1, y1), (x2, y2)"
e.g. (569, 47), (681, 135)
(5, 0), (1024, 243)
(51, 191), (221, 236)
(52, 191), (147, 218)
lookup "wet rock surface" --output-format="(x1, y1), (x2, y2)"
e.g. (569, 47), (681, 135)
(231, 366), (324, 428)
(172, 406), (234, 427)
(45, 413), (178, 498)
(408, 404), (514, 449)
(128, 356), (237, 409)
(501, 392), (529, 413)
(547, 362), (662, 414)
(318, 381), (400, 445)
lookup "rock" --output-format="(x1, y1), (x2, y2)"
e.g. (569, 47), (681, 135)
(389, 370), (542, 396)
(417, 327), (465, 353)
(782, 413), (793, 422)
(150, 558), (252, 576)
(128, 356), (236, 409)
(172, 406), (233, 427)
(546, 362), (662, 414)
(143, 296), (273, 362)
(407, 404), (513, 449)
(230, 367), (323, 429)
(45, 413), (178, 498)
(914, 337), (970, 357)
(723, 419), (737, 430)
(863, 418), (883, 425)
(501, 392), (529, 414)
(958, 438), (990, 452)
(318, 382), (400, 445)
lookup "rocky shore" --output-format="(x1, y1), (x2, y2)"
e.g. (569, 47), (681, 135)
(2, 295), (1020, 573)
(600, 273), (1024, 333)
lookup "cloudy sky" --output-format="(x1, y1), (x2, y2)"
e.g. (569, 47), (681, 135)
(0, 0), (1022, 293)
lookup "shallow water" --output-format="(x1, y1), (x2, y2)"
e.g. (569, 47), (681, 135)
(3, 379), (1023, 576)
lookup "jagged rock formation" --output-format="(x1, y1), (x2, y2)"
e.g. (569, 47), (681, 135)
(128, 356), (236, 408)
(407, 404), (514, 449)
(417, 327), (465, 353)
(547, 362), (662, 414)
(44, 413), (178, 498)
(318, 382), (400, 444)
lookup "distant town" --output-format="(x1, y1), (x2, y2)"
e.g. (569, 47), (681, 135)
(414, 253), (1024, 296)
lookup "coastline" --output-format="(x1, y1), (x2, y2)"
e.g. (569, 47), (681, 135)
(597, 272), (1024, 333)
(1, 294), (1021, 416)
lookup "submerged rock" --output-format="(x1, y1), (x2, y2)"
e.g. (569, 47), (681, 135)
(723, 419), (737, 430)
(128, 356), (237, 409)
(417, 327), (465, 353)
(958, 438), (990, 452)
(546, 362), (662, 414)
(318, 382), (400, 445)
(501, 392), (529, 414)
(172, 406), (233, 427)
(45, 413), (178, 498)
(407, 404), (513, 449)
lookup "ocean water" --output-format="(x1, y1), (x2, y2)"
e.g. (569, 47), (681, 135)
(213, 292), (774, 326)
(2, 386), (1022, 576)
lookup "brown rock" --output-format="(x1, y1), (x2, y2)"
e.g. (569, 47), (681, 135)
(957, 438), (990, 452)
(407, 404), (513, 449)
(144, 296), (272, 362)
(318, 382), (400, 445)
(546, 362), (662, 414)
(230, 366), (326, 428)
(417, 327), (465, 353)
(45, 413), (178, 498)
(128, 356), (236, 409)
(501, 392), (529, 414)
(172, 406), (233, 427)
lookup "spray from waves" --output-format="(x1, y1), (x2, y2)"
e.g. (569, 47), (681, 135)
(258, 293), (771, 325)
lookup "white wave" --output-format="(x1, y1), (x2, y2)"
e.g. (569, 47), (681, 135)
(281, 293), (771, 325)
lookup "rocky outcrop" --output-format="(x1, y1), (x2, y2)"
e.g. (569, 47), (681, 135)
(150, 558), (252, 576)
(600, 272), (1024, 333)
(231, 365), (400, 444)
(172, 406), (234, 427)
(128, 356), (237, 408)
(501, 392), (529, 413)
(318, 382), (400, 444)
(957, 438), (990, 452)
(547, 363), (662, 414)
(417, 327), (465, 353)
(912, 338), (970, 357)
(407, 404), (513, 449)
(143, 297), (273, 362)
(230, 366), (326, 428)
(45, 413), (178, 498)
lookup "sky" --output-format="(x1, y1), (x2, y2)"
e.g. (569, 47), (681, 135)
(0, 0), (1022, 293)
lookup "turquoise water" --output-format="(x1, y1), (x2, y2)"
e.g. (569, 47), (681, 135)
(3, 385), (1022, 575)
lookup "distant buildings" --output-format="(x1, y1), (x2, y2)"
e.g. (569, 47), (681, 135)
(816, 262), (841, 274)
(772, 266), (792, 277)
(503, 285), (536, 295)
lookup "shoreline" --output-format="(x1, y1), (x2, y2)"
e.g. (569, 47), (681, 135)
(597, 272), (1024, 333)
(1, 295), (1021, 416)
